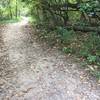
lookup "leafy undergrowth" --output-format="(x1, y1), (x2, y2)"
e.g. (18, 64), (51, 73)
(36, 26), (100, 80)
(0, 17), (22, 24)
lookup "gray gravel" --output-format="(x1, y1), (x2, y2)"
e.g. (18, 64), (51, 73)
(0, 19), (100, 100)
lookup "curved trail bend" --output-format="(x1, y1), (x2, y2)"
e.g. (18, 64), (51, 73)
(0, 19), (100, 100)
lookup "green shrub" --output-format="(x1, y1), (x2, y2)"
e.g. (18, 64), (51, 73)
(56, 27), (75, 44)
(37, 26), (100, 79)
(62, 47), (73, 54)
(80, 33), (100, 65)
(79, 48), (90, 58)
(87, 55), (97, 64)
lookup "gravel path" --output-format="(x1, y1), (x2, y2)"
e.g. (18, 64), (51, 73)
(0, 19), (100, 100)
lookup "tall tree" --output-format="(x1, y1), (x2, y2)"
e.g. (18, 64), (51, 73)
(9, 0), (13, 19)
(16, 0), (18, 18)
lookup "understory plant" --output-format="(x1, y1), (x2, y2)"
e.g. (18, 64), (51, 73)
(38, 26), (100, 79)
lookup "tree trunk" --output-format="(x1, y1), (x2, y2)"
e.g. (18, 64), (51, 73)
(9, 0), (12, 19)
(16, 0), (18, 18)
(66, 25), (100, 33)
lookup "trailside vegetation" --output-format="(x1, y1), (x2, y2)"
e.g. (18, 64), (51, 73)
(0, 0), (28, 22)
(22, 0), (100, 79)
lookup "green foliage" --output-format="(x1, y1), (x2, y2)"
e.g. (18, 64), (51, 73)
(0, 17), (21, 24)
(22, 0), (100, 79)
(48, 27), (100, 67)
(79, 48), (89, 58)
(79, 33), (100, 78)
(63, 47), (73, 53)
(23, 0), (100, 26)
(79, 32), (100, 66)
(37, 26), (100, 78)
(79, 0), (100, 12)
(87, 55), (97, 64)
(56, 27), (75, 44)
(0, 0), (27, 20)
(94, 71), (100, 80)
(68, 11), (81, 22)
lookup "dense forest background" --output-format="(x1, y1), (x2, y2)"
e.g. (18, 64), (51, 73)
(0, 0), (100, 79)
(0, 0), (28, 21)
(23, 0), (100, 27)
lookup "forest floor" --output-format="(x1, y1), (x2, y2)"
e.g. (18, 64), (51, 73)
(0, 18), (100, 100)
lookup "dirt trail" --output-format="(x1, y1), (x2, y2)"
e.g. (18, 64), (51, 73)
(0, 19), (100, 100)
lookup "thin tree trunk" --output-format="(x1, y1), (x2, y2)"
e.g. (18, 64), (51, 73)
(16, 0), (18, 18)
(66, 25), (100, 33)
(9, 0), (12, 19)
